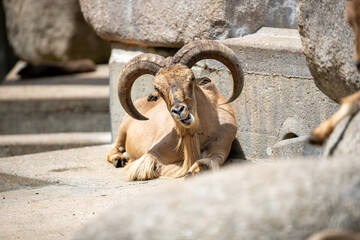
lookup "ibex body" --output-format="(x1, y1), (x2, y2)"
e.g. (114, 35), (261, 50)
(107, 40), (244, 181)
(309, 0), (360, 145)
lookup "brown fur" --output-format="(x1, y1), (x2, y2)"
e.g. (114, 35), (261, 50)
(309, 0), (360, 145)
(108, 64), (237, 181)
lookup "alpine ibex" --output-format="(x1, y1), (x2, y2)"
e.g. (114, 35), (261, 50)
(107, 40), (244, 181)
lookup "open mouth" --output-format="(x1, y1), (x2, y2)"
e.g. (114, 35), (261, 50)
(180, 114), (193, 126)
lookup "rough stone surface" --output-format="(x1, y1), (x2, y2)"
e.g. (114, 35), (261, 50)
(323, 111), (360, 158)
(80, 0), (298, 48)
(3, 0), (110, 63)
(74, 156), (360, 240)
(109, 28), (338, 160)
(297, 0), (360, 103)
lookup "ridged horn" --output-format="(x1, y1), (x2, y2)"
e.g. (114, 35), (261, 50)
(172, 40), (244, 105)
(118, 54), (166, 120)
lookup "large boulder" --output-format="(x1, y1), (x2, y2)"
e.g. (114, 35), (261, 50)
(74, 156), (360, 240)
(79, 0), (298, 48)
(297, 0), (360, 103)
(3, 0), (110, 63)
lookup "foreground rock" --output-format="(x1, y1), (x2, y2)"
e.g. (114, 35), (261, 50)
(80, 0), (298, 47)
(297, 0), (360, 103)
(3, 0), (110, 63)
(74, 156), (360, 240)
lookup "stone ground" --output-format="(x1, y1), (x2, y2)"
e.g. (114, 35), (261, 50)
(0, 145), (182, 240)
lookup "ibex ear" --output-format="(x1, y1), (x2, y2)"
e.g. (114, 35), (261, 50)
(196, 77), (211, 86)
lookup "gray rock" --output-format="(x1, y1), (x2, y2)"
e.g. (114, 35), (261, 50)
(79, 0), (298, 48)
(297, 0), (360, 103)
(74, 156), (360, 240)
(3, 0), (110, 63)
(324, 111), (360, 157)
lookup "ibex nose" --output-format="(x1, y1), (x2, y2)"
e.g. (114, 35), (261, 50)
(171, 105), (185, 116)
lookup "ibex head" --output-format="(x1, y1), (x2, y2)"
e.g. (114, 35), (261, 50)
(117, 40), (244, 129)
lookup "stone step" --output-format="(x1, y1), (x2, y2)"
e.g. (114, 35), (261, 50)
(0, 62), (110, 134)
(0, 132), (111, 158)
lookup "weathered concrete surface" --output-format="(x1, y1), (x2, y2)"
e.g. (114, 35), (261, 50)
(109, 28), (338, 160)
(0, 145), (179, 240)
(297, 0), (360, 103)
(0, 132), (111, 158)
(323, 111), (360, 158)
(0, 63), (110, 134)
(3, 0), (110, 63)
(80, 0), (299, 48)
(74, 156), (360, 240)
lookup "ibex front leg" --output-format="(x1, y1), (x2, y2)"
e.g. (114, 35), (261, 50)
(186, 122), (236, 177)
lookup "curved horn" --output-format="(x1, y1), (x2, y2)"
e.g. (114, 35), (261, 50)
(118, 54), (166, 120)
(172, 40), (244, 105)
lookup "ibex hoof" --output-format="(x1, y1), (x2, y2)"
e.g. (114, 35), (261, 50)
(107, 151), (128, 168)
(114, 158), (128, 168)
(184, 171), (199, 180)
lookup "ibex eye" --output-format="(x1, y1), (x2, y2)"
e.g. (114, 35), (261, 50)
(199, 77), (211, 85)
